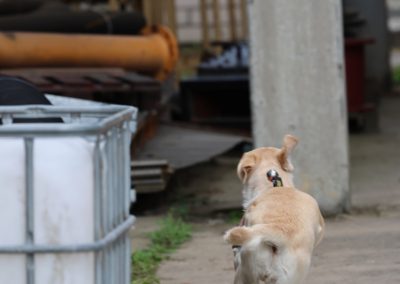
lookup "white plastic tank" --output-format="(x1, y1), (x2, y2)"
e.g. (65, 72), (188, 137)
(0, 137), (95, 284)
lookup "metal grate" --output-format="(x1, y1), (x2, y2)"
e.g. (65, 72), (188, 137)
(0, 104), (137, 284)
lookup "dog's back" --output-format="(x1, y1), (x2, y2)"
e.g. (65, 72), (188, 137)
(225, 187), (324, 284)
(233, 235), (303, 284)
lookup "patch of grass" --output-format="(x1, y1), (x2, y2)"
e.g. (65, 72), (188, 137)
(131, 209), (192, 284)
(226, 209), (244, 225)
(392, 66), (400, 85)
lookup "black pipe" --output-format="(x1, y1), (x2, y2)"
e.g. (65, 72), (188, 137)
(0, 0), (43, 16)
(0, 2), (146, 35)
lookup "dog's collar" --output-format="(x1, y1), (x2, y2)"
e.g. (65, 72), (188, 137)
(267, 169), (283, 187)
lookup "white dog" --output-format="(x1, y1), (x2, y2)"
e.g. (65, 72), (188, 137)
(224, 135), (324, 284)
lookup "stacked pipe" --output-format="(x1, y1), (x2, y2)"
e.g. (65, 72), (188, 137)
(0, 26), (179, 80)
(0, 2), (146, 35)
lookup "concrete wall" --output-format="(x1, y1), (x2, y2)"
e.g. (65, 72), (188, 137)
(249, 0), (350, 215)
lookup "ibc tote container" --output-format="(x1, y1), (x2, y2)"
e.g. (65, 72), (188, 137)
(0, 102), (137, 284)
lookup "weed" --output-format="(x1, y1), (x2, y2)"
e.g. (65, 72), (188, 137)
(392, 66), (400, 85)
(131, 210), (192, 284)
(226, 209), (244, 225)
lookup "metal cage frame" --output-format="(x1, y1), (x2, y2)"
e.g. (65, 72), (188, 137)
(0, 104), (137, 284)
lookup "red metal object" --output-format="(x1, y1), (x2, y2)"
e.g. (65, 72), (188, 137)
(344, 38), (374, 113)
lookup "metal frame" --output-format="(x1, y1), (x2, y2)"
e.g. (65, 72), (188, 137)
(0, 104), (137, 284)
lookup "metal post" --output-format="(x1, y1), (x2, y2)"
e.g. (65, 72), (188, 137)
(94, 137), (102, 284)
(123, 122), (131, 284)
(25, 137), (35, 284)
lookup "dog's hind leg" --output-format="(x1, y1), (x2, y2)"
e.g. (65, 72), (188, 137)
(234, 265), (258, 284)
(233, 244), (262, 284)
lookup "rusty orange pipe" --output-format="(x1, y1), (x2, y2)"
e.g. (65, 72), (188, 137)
(0, 26), (178, 80)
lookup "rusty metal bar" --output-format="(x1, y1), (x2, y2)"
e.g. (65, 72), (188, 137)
(0, 26), (179, 80)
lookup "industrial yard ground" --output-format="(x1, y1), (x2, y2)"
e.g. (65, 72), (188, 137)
(130, 94), (400, 284)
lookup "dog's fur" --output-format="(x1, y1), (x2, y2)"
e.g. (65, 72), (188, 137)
(224, 135), (324, 284)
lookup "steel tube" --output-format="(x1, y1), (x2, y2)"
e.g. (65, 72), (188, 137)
(0, 216), (134, 254)
(0, 26), (178, 80)
(24, 138), (35, 284)
(0, 106), (135, 136)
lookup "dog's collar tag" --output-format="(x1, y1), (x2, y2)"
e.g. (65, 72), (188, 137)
(266, 169), (283, 187)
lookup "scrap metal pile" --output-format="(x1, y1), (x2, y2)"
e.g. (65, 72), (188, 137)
(180, 43), (251, 129)
(198, 43), (249, 76)
(0, 0), (179, 194)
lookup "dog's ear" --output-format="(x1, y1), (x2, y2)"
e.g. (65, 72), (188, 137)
(237, 152), (256, 183)
(278, 135), (298, 172)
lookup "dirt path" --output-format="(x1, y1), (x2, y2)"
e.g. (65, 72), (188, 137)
(157, 222), (234, 284)
(152, 96), (400, 283)
(155, 210), (400, 284)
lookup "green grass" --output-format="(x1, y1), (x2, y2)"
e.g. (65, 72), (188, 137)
(131, 209), (192, 284)
(392, 66), (400, 85)
(226, 209), (244, 225)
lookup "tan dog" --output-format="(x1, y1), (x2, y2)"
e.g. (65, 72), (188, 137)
(224, 135), (324, 284)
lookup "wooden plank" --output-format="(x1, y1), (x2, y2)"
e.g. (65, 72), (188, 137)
(46, 74), (90, 86)
(152, 0), (163, 25)
(240, 0), (248, 40)
(0, 68), (126, 77)
(131, 168), (163, 178)
(212, 0), (222, 41)
(131, 159), (169, 168)
(143, 0), (154, 26)
(200, 0), (210, 48)
(228, 0), (237, 41)
(85, 73), (121, 86)
(116, 73), (161, 91)
(117, 72), (159, 84)
(0, 70), (51, 86)
(166, 0), (178, 37)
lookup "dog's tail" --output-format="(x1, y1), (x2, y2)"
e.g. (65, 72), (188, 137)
(224, 224), (286, 253)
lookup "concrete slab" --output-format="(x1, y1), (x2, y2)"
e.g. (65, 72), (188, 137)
(308, 213), (400, 284)
(156, 213), (400, 284)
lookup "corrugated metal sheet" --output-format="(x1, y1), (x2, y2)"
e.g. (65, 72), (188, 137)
(135, 124), (246, 169)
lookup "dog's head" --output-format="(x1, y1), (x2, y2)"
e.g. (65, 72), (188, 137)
(237, 135), (298, 205)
